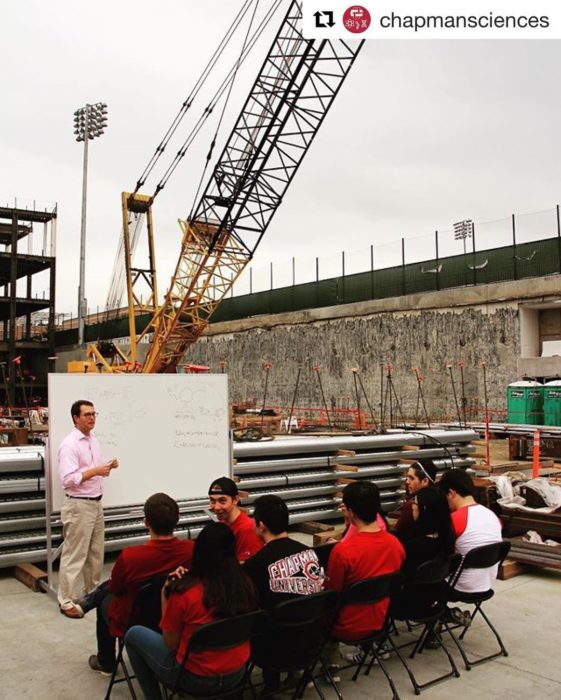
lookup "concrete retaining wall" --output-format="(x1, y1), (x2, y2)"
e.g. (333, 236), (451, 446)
(186, 277), (561, 421)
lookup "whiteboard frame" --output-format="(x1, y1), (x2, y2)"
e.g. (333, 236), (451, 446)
(47, 373), (231, 513)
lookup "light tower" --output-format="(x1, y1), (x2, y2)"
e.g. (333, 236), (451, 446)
(73, 102), (108, 345)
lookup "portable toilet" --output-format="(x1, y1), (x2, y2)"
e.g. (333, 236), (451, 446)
(543, 380), (561, 427)
(507, 380), (543, 425)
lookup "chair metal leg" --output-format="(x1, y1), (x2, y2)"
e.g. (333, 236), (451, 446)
(442, 604), (508, 669)
(410, 626), (429, 659)
(105, 638), (137, 700)
(387, 624), (460, 695)
(351, 644), (372, 681)
(320, 659), (344, 700)
(386, 634), (421, 695)
(477, 606), (509, 657)
(372, 652), (401, 700)
(442, 621), (472, 671)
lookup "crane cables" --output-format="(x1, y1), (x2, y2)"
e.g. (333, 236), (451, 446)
(187, 0), (262, 223)
(146, 0), (284, 202)
(105, 0), (285, 313)
(133, 0), (257, 196)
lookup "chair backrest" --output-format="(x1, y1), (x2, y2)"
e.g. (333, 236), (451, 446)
(260, 589), (339, 672)
(129, 575), (167, 632)
(448, 552), (463, 580)
(172, 609), (266, 697)
(413, 556), (452, 586)
(313, 542), (336, 571)
(341, 571), (400, 606)
(450, 540), (511, 588)
(187, 609), (266, 653)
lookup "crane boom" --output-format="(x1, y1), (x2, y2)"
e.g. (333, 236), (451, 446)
(138, 0), (363, 373)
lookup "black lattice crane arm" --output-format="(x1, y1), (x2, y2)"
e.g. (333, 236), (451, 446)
(141, 0), (363, 373)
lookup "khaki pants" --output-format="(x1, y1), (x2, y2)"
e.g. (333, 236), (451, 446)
(58, 497), (105, 608)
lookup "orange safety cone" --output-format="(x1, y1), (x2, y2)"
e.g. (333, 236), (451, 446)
(532, 429), (540, 479)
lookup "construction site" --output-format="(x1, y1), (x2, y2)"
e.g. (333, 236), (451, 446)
(1, 1), (561, 699)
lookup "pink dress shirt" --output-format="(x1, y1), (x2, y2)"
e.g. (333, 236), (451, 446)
(58, 427), (104, 497)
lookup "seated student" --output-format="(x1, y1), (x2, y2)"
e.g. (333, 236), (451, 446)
(244, 494), (324, 609)
(438, 469), (502, 594)
(326, 481), (405, 647)
(340, 501), (387, 541)
(394, 460), (437, 539)
(125, 522), (257, 700)
(391, 487), (455, 620)
(83, 492), (194, 675)
(245, 495), (325, 693)
(208, 476), (263, 562)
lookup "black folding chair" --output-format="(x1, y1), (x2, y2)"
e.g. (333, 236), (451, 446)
(388, 555), (461, 694)
(328, 572), (402, 700)
(442, 540), (511, 670)
(166, 609), (266, 700)
(313, 542), (336, 572)
(105, 575), (167, 700)
(251, 590), (339, 700)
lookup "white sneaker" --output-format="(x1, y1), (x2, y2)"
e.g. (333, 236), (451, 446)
(344, 647), (365, 664)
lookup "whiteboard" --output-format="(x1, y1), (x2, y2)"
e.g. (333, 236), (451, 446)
(47, 373), (230, 512)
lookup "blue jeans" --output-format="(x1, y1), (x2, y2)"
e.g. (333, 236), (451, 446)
(125, 625), (245, 700)
(75, 580), (116, 668)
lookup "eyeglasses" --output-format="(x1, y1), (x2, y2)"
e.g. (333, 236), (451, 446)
(82, 412), (99, 418)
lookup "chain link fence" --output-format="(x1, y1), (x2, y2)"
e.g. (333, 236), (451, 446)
(215, 206), (561, 321)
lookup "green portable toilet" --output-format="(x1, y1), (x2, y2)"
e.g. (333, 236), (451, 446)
(543, 380), (561, 427)
(507, 380), (543, 425)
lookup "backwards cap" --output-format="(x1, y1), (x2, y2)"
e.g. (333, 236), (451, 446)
(208, 476), (238, 498)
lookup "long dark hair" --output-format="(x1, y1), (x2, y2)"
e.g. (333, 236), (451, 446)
(170, 522), (256, 617)
(415, 487), (454, 555)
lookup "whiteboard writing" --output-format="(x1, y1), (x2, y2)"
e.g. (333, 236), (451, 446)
(48, 374), (230, 512)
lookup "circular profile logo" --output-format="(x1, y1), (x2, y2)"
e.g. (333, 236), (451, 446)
(343, 5), (372, 34)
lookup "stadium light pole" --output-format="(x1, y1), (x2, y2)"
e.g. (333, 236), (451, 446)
(73, 102), (108, 345)
(453, 218), (474, 255)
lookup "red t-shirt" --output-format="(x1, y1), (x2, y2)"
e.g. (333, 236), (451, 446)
(327, 530), (405, 641)
(230, 511), (263, 562)
(108, 537), (194, 637)
(161, 580), (249, 676)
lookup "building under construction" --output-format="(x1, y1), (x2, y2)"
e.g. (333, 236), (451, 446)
(0, 204), (56, 413)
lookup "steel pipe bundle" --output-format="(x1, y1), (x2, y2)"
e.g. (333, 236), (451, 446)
(0, 429), (476, 567)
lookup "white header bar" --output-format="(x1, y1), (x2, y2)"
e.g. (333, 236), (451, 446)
(302, 1), (560, 39)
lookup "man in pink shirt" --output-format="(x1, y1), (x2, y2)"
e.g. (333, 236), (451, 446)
(57, 399), (119, 618)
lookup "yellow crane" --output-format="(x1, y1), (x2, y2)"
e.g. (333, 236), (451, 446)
(82, 1), (363, 374)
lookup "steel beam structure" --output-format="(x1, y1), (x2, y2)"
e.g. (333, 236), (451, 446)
(140, 0), (364, 372)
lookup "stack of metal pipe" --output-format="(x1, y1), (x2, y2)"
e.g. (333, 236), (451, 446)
(0, 430), (476, 567)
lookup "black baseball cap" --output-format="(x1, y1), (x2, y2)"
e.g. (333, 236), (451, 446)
(208, 477), (238, 498)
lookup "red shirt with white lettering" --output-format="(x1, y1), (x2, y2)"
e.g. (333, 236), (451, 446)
(327, 530), (405, 641)
(230, 510), (263, 562)
(161, 580), (249, 676)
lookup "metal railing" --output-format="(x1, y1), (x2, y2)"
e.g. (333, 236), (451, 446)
(231, 205), (561, 297)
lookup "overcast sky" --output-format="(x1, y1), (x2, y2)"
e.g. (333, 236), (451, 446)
(1, 0), (561, 315)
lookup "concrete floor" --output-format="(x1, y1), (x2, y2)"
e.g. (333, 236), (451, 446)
(0, 562), (560, 700)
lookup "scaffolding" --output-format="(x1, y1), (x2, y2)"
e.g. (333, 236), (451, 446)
(0, 203), (56, 410)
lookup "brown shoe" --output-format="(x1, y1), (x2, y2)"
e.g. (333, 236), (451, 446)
(60, 603), (84, 619)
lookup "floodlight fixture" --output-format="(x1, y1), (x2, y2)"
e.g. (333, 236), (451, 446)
(73, 102), (109, 345)
(453, 219), (474, 255)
